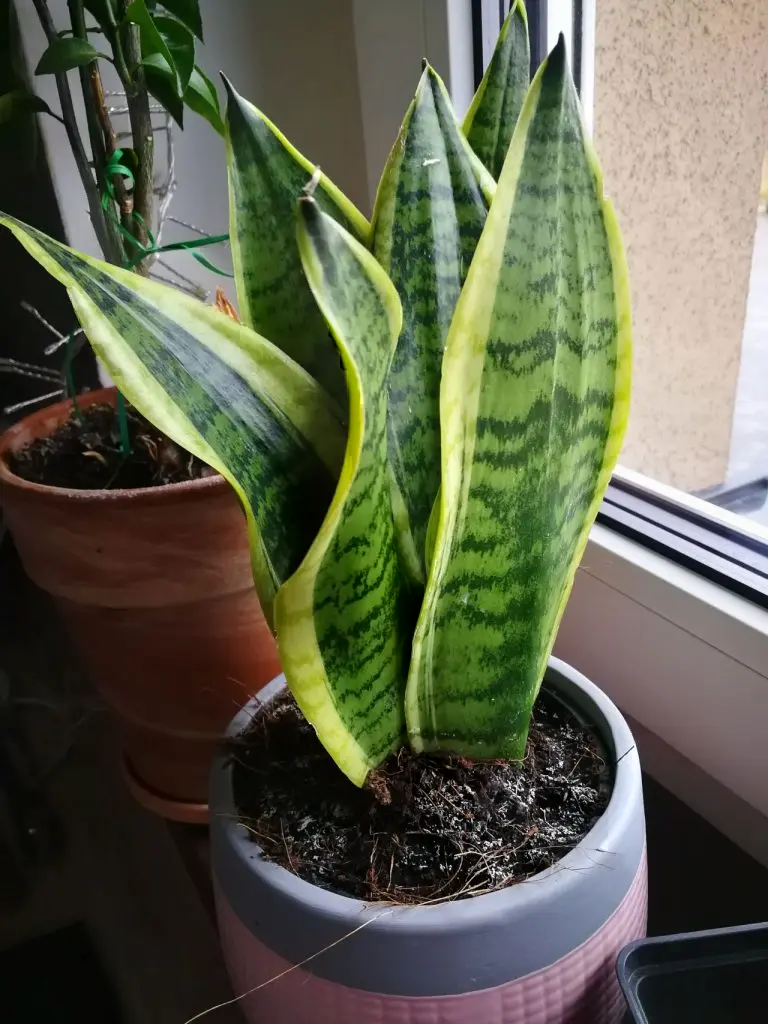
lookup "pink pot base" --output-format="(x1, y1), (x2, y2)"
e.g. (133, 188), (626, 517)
(214, 850), (647, 1024)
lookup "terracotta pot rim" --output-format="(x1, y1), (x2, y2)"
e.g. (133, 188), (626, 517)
(0, 386), (227, 506)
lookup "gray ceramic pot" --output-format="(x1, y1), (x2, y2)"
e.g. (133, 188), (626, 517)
(210, 658), (647, 1024)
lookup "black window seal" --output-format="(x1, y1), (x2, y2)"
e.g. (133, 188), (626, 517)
(599, 480), (768, 609)
(470, 0), (768, 610)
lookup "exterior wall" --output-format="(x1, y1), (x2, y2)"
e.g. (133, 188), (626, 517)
(594, 0), (768, 490)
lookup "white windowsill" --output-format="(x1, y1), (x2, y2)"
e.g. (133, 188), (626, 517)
(555, 523), (768, 868)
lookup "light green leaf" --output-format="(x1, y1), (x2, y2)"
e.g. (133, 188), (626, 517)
(275, 197), (408, 787)
(35, 38), (107, 75)
(463, 0), (530, 178)
(372, 63), (493, 585)
(0, 89), (53, 123)
(407, 39), (632, 757)
(184, 65), (223, 135)
(0, 214), (346, 619)
(223, 77), (370, 408)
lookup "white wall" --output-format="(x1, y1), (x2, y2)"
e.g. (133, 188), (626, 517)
(17, 0), (269, 296)
(17, 0), (379, 294)
(352, 0), (475, 210)
(19, 1), (472, 280)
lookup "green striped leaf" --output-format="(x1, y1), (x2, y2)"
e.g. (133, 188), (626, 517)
(224, 77), (370, 407)
(275, 197), (408, 786)
(0, 215), (345, 618)
(406, 39), (632, 758)
(372, 64), (494, 584)
(463, 0), (530, 179)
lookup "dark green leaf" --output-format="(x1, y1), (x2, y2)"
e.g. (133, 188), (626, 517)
(125, 0), (181, 94)
(183, 65), (223, 134)
(152, 14), (194, 92)
(35, 38), (106, 76)
(0, 89), (54, 123)
(84, 0), (117, 32)
(144, 54), (184, 126)
(158, 0), (202, 40)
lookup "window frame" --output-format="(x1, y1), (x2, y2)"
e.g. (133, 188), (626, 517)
(471, 0), (768, 610)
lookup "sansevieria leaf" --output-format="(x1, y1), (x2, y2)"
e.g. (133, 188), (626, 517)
(463, 0), (530, 179)
(275, 197), (408, 786)
(372, 63), (494, 585)
(224, 78), (370, 407)
(406, 38), (632, 756)
(0, 216), (345, 616)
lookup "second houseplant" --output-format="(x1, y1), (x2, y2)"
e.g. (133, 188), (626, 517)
(1, 3), (643, 1019)
(0, 0), (278, 821)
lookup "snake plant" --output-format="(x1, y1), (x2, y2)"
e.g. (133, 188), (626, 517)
(1, 5), (631, 786)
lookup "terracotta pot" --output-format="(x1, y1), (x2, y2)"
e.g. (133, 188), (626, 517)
(211, 660), (647, 1023)
(0, 388), (280, 823)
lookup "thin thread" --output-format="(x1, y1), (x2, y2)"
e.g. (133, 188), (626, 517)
(182, 908), (396, 1024)
(4, 389), (63, 414)
(0, 357), (60, 380)
(20, 301), (64, 339)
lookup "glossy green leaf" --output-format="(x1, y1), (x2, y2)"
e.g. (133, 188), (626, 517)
(158, 0), (202, 40)
(372, 63), (493, 584)
(35, 38), (106, 75)
(0, 214), (346, 618)
(0, 89), (53, 123)
(126, 0), (182, 94)
(83, 0), (117, 31)
(407, 39), (632, 757)
(224, 77), (370, 408)
(463, 0), (530, 178)
(144, 54), (184, 126)
(151, 15), (194, 93)
(275, 198), (408, 786)
(145, 57), (222, 133)
(184, 65), (223, 135)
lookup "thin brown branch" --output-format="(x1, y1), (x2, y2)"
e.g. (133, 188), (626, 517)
(66, 0), (125, 265)
(31, 0), (117, 262)
(89, 61), (133, 220)
(118, 3), (153, 273)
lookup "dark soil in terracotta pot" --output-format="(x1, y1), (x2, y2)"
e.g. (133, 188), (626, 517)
(8, 403), (211, 490)
(230, 692), (612, 903)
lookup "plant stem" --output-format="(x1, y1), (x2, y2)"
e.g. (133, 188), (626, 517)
(66, 0), (126, 267)
(31, 0), (116, 263)
(118, 2), (154, 274)
(115, 390), (131, 456)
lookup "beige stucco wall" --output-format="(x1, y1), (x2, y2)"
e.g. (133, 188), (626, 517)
(594, 0), (768, 490)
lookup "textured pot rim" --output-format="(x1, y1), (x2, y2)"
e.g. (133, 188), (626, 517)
(212, 657), (643, 939)
(0, 386), (227, 506)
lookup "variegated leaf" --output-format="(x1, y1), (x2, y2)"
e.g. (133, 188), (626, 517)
(224, 77), (370, 407)
(372, 63), (494, 584)
(275, 197), (409, 786)
(463, 0), (530, 179)
(0, 215), (345, 618)
(407, 39), (632, 757)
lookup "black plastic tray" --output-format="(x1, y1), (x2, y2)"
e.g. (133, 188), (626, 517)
(617, 922), (768, 1023)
